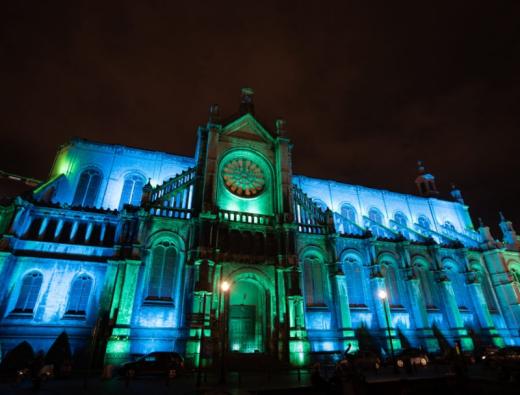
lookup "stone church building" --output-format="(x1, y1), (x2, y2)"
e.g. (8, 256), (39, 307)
(0, 89), (519, 367)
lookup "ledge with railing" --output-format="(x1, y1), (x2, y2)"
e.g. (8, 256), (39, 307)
(363, 216), (400, 240)
(218, 209), (274, 226)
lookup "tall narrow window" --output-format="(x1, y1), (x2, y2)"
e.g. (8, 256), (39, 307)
(14, 271), (43, 313)
(341, 204), (357, 224)
(72, 169), (102, 207)
(445, 263), (471, 310)
(474, 268), (497, 311)
(343, 258), (366, 306)
(394, 212), (408, 227)
(368, 208), (383, 224)
(444, 221), (456, 231)
(65, 275), (93, 316)
(383, 265), (402, 307)
(416, 266), (438, 309)
(119, 174), (145, 210)
(303, 256), (326, 307)
(147, 242), (177, 302)
(418, 216), (431, 230)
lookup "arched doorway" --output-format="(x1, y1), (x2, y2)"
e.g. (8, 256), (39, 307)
(228, 279), (267, 353)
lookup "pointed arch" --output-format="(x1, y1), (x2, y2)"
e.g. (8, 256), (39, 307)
(14, 271), (43, 313)
(443, 260), (471, 311)
(341, 251), (366, 307)
(119, 172), (146, 210)
(72, 167), (103, 207)
(412, 257), (439, 309)
(65, 274), (93, 316)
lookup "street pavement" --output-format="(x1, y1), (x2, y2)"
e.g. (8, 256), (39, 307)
(0, 363), (517, 395)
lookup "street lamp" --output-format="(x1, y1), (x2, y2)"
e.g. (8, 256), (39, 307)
(219, 280), (231, 384)
(377, 289), (397, 372)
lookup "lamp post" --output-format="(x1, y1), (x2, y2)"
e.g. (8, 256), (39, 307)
(219, 280), (230, 384)
(377, 289), (397, 372)
(196, 291), (207, 387)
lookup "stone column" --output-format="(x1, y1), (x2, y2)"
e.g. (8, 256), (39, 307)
(104, 259), (141, 365)
(466, 275), (504, 346)
(334, 272), (357, 351)
(286, 267), (310, 367)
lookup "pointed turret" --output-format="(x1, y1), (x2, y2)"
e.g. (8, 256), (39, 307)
(450, 183), (464, 204)
(239, 87), (255, 116)
(414, 161), (439, 197)
(499, 212), (520, 250)
(477, 217), (499, 250)
(275, 118), (287, 137)
(140, 178), (153, 207)
(208, 104), (220, 125)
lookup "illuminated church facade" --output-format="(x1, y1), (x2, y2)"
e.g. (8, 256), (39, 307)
(1, 89), (519, 367)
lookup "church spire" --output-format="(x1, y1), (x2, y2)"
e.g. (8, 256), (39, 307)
(239, 87), (255, 116)
(499, 212), (520, 250)
(414, 160), (439, 197)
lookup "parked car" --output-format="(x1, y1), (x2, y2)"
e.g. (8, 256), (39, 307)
(396, 348), (429, 368)
(119, 352), (184, 378)
(482, 346), (520, 366)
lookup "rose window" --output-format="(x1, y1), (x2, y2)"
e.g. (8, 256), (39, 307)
(222, 158), (265, 197)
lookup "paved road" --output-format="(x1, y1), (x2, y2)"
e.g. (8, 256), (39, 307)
(0, 364), (517, 395)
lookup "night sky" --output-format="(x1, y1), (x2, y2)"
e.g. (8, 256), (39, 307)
(1, 1), (519, 234)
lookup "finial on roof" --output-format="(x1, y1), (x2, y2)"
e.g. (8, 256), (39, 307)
(275, 118), (287, 137)
(478, 217), (484, 227)
(414, 160), (439, 197)
(417, 160), (425, 174)
(208, 104), (220, 124)
(239, 87), (255, 116)
(499, 211), (506, 222)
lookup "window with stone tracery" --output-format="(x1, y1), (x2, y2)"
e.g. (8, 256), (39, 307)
(66, 274), (93, 316)
(343, 257), (366, 307)
(383, 264), (402, 307)
(73, 168), (102, 207)
(303, 255), (326, 307)
(119, 173), (145, 210)
(146, 241), (178, 302)
(14, 271), (43, 314)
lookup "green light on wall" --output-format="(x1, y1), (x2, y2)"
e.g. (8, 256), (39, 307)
(289, 340), (310, 367)
(53, 153), (72, 176)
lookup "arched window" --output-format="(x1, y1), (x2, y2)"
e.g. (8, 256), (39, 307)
(394, 212), (408, 227)
(119, 174), (146, 210)
(445, 263), (471, 310)
(383, 264), (402, 307)
(512, 267), (520, 284)
(473, 267), (497, 312)
(303, 255), (326, 307)
(368, 208), (383, 224)
(416, 265), (438, 309)
(343, 257), (366, 306)
(66, 274), (93, 316)
(341, 204), (357, 224)
(14, 271), (43, 313)
(444, 221), (456, 231)
(313, 199), (328, 212)
(147, 242), (177, 302)
(418, 215), (431, 230)
(72, 169), (102, 207)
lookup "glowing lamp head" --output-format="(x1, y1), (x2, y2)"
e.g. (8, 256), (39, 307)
(221, 281), (230, 292)
(377, 289), (388, 300)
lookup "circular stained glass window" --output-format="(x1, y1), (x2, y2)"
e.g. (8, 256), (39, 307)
(222, 158), (265, 197)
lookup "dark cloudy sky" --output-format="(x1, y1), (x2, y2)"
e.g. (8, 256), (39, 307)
(1, 1), (519, 233)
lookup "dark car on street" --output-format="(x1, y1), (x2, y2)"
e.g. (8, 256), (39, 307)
(119, 352), (184, 378)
